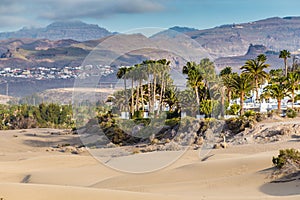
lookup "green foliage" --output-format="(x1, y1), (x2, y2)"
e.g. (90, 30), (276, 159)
(166, 110), (180, 119)
(132, 110), (144, 119)
(200, 99), (220, 118)
(272, 149), (300, 169)
(0, 103), (74, 130)
(219, 66), (232, 77)
(243, 110), (256, 118)
(225, 117), (253, 134)
(226, 104), (240, 115)
(286, 108), (297, 118)
(164, 118), (180, 126)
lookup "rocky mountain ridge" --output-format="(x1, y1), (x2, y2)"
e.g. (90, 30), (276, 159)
(0, 21), (113, 41)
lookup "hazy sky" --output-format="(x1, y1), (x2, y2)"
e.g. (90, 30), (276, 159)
(1, 0), (300, 32)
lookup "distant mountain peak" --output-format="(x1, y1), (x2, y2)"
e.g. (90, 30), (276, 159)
(0, 21), (112, 41)
(46, 20), (97, 28)
(169, 26), (198, 33)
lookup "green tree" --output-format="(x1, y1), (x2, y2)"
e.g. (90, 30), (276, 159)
(116, 66), (130, 112)
(182, 61), (203, 106)
(286, 72), (300, 108)
(263, 83), (288, 111)
(229, 74), (253, 115)
(279, 49), (291, 77)
(241, 54), (269, 101)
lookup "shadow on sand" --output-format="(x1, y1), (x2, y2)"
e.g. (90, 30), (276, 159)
(260, 171), (300, 196)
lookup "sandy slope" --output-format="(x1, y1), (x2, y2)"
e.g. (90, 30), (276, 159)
(0, 128), (299, 200)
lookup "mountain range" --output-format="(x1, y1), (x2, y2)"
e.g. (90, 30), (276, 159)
(0, 17), (300, 88)
(0, 21), (113, 41)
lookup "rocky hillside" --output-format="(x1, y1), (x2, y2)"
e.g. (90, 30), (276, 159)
(0, 21), (113, 41)
(153, 17), (300, 58)
(186, 17), (300, 58)
(214, 44), (291, 72)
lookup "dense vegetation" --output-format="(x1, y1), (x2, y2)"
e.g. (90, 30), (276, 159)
(1, 49), (299, 148)
(0, 103), (73, 130)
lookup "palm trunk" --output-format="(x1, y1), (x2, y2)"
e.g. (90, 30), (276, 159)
(124, 79), (128, 112)
(255, 78), (259, 101)
(227, 89), (232, 104)
(159, 73), (164, 112)
(220, 87), (225, 118)
(131, 79), (134, 115)
(140, 79), (144, 111)
(284, 58), (288, 77)
(148, 77), (151, 113)
(292, 91), (295, 109)
(277, 99), (281, 111)
(195, 87), (200, 106)
(153, 74), (157, 114)
(240, 92), (244, 116)
(135, 81), (140, 112)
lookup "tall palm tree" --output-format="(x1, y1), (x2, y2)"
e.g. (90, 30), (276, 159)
(279, 49), (291, 77)
(157, 59), (170, 112)
(229, 74), (253, 115)
(116, 67), (129, 112)
(199, 58), (217, 100)
(241, 54), (269, 101)
(220, 66), (236, 105)
(286, 72), (300, 108)
(127, 66), (135, 115)
(182, 62), (203, 106)
(142, 60), (154, 113)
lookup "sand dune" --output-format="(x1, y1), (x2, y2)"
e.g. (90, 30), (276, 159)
(0, 128), (299, 200)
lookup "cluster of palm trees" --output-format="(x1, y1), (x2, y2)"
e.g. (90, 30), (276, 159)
(116, 59), (174, 117)
(113, 49), (300, 119)
(221, 50), (300, 115)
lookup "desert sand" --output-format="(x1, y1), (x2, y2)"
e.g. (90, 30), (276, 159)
(0, 127), (299, 200)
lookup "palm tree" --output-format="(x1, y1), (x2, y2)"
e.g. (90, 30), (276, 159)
(241, 54), (269, 101)
(127, 66), (135, 115)
(286, 72), (300, 108)
(229, 74), (253, 115)
(182, 62), (203, 106)
(112, 91), (127, 112)
(142, 60), (154, 113)
(219, 66), (232, 77)
(178, 89), (198, 116)
(157, 59), (170, 113)
(116, 67), (129, 112)
(279, 49), (291, 77)
(220, 67), (235, 105)
(164, 86), (179, 112)
(263, 83), (288, 111)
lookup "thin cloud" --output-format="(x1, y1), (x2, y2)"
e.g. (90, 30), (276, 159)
(38, 0), (164, 20)
(0, 0), (165, 31)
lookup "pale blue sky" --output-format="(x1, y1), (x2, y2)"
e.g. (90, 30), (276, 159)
(1, 0), (300, 32)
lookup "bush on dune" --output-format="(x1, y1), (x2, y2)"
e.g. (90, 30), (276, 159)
(272, 148), (300, 169)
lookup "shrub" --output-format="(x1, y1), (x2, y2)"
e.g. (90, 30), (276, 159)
(166, 110), (180, 119)
(286, 108), (297, 118)
(226, 104), (240, 115)
(132, 111), (144, 119)
(165, 118), (180, 126)
(243, 110), (256, 118)
(255, 112), (266, 122)
(272, 148), (300, 169)
(224, 117), (254, 134)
